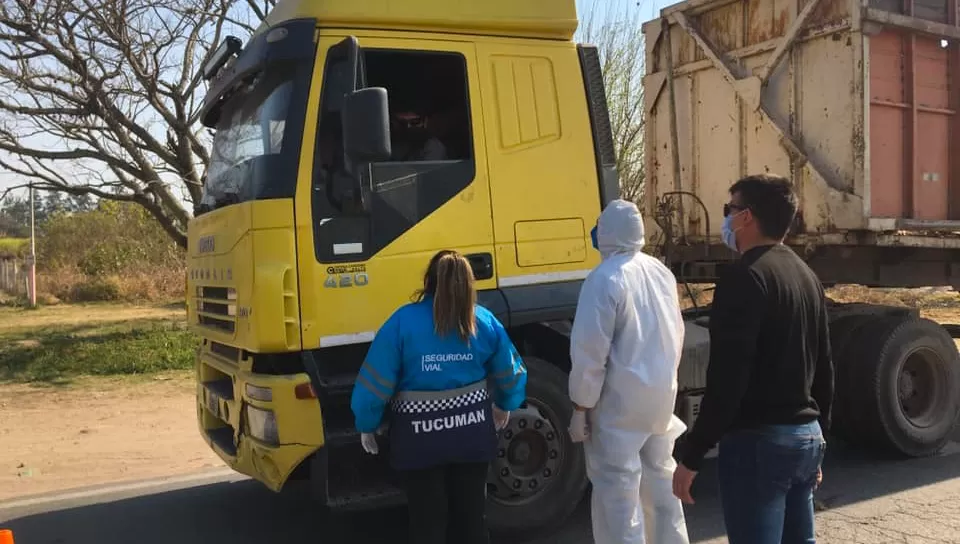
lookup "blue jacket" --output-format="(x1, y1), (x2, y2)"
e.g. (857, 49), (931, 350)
(350, 299), (528, 434)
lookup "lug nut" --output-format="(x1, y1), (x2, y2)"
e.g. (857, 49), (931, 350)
(504, 430), (513, 439)
(543, 469), (552, 477)
(529, 480), (538, 489)
(513, 480), (522, 489)
(534, 420), (543, 429)
(549, 450), (558, 459)
(518, 419), (527, 429)
(501, 468), (509, 476)
(498, 449), (506, 458)
(546, 432), (555, 441)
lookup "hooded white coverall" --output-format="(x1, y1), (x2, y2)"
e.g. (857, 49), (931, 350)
(569, 199), (690, 544)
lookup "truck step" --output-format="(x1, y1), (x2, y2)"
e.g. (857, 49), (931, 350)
(325, 432), (399, 509)
(327, 485), (405, 511)
(324, 428), (361, 447)
(316, 373), (356, 396)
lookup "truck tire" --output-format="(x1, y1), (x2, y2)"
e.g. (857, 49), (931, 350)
(847, 316), (960, 457)
(828, 314), (877, 439)
(486, 356), (588, 538)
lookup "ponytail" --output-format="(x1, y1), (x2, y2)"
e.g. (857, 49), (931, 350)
(416, 250), (477, 342)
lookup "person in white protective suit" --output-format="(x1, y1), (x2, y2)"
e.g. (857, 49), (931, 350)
(568, 199), (690, 544)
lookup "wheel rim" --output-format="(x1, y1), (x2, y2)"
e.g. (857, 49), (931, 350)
(487, 397), (564, 506)
(897, 347), (949, 428)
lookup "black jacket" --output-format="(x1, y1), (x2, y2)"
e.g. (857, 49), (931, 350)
(679, 244), (834, 471)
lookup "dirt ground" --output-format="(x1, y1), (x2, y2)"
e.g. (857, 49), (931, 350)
(0, 304), (220, 502)
(0, 373), (222, 502)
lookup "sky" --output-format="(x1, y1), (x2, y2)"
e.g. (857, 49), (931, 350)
(0, 0), (677, 198)
(578, 0), (672, 26)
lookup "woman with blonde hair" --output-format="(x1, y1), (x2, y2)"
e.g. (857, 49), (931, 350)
(351, 249), (528, 544)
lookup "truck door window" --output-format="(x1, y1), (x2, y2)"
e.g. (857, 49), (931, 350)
(312, 46), (475, 264)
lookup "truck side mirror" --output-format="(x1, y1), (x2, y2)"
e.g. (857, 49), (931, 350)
(342, 87), (392, 164)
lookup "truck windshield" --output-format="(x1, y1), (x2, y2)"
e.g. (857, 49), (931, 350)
(199, 66), (305, 211)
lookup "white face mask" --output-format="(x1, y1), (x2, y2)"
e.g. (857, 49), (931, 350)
(721, 209), (746, 253)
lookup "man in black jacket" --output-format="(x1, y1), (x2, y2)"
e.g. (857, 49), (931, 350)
(672, 174), (834, 544)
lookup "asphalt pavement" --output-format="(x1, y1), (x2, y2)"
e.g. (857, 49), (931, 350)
(3, 431), (960, 544)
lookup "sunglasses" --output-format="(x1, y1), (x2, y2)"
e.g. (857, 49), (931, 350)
(395, 114), (426, 129)
(723, 203), (748, 217)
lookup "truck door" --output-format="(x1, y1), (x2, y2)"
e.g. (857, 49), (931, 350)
(295, 35), (497, 350)
(475, 41), (602, 293)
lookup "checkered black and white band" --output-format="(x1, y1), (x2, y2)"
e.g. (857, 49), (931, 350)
(391, 381), (490, 415)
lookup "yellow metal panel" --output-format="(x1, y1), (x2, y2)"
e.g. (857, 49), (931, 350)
(261, 0), (578, 41)
(251, 199), (298, 231)
(187, 200), (252, 257)
(490, 56), (561, 149)
(515, 218), (586, 267)
(196, 352), (323, 491)
(294, 34), (497, 348)
(251, 231), (301, 352)
(477, 41), (602, 283)
(187, 203), (251, 345)
(187, 200), (298, 353)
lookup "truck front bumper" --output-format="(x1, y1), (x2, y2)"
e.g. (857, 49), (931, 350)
(195, 348), (325, 491)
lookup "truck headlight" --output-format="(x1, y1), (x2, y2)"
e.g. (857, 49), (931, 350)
(245, 384), (273, 402)
(245, 405), (279, 445)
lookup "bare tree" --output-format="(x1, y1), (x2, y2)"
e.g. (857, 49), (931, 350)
(0, 0), (267, 247)
(577, 0), (647, 205)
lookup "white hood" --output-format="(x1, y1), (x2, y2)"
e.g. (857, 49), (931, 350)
(596, 199), (646, 258)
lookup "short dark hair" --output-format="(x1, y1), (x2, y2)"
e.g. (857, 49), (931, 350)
(729, 174), (798, 240)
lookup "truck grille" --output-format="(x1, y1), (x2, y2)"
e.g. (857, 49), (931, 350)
(196, 286), (237, 334)
(210, 341), (241, 363)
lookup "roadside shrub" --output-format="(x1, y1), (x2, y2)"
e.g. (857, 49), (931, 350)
(39, 200), (183, 275)
(0, 238), (27, 259)
(70, 276), (123, 302)
(33, 201), (185, 303)
(36, 292), (61, 306)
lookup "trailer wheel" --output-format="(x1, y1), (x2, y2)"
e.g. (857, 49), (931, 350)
(850, 317), (960, 457)
(486, 356), (588, 537)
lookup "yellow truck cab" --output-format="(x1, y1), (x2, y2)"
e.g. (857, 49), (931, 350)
(187, 0), (619, 533)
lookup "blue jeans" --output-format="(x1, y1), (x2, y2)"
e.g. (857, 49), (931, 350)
(717, 421), (826, 544)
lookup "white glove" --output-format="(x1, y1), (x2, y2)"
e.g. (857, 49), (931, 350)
(493, 406), (510, 431)
(360, 432), (379, 455)
(568, 409), (589, 443)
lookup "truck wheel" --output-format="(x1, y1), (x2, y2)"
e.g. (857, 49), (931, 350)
(828, 314), (876, 439)
(486, 356), (588, 537)
(849, 317), (960, 457)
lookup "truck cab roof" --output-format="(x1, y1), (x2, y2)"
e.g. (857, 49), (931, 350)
(257, 0), (579, 41)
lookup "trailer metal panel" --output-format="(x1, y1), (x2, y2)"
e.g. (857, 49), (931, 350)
(644, 0), (960, 288)
(644, 0), (960, 277)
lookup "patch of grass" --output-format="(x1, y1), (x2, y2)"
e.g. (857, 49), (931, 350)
(0, 308), (197, 384)
(0, 237), (27, 258)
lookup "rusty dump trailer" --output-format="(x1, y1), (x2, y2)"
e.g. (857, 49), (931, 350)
(644, 0), (960, 457)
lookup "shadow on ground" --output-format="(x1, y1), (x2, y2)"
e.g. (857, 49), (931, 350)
(3, 438), (960, 544)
